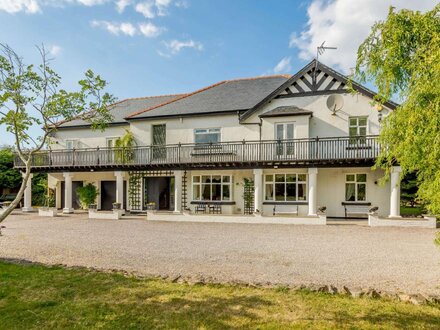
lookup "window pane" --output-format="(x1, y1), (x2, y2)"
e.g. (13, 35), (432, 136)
(349, 127), (358, 137)
(286, 174), (296, 182)
(222, 176), (230, 183)
(212, 184), (221, 201)
(222, 185), (230, 200)
(357, 184), (366, 201)
(265, 175), (273, 182)
(275, 183), (285, 201)
(276, 124), (284, 140)
(201, 184), (211, 200)
(298, 183), (307, 200)
(349, 118), (357, 126)
(212, 176), (221, 184)
(286, 124), (294, 139)
(265, 184), (274, 200)
(346, 174), (355, 182)
(193, 185), (200, 200)
(275, 174), (285, 183)
(286, 183), (296, 201)
(345, 183), (356, 201)
(195, 129), (220, 144)
(358, 117), (367, 126)
(357, 174), (367, 182)
(193, 176), (200, 183)
(359, 127), (367, 136)
(298, 174), (307, 182)
(202, 176), (211, 183)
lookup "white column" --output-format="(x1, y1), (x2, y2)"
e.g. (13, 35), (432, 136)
(389, 166), (402, 218)
(63, 172), (74, 214)
(115, 171), (124, 209)
(22, 173), (33, 212)
(253, 169), (263, 214)
(308, 168), (318, 216)
(174, 170), (182, 213)
(55, 180), (62, 209)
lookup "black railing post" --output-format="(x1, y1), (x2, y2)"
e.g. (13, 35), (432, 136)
(315, 136), (319, 160)
(178, 142), (181, 164)
(242, 139), (245, 161)
(72, 148), (75, 166)
(96, 147), (100, 165)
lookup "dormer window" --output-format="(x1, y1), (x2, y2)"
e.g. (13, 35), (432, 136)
(194, 128), (221, 144)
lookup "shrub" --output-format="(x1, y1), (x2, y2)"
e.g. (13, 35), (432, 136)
(76, 183), (99, 209)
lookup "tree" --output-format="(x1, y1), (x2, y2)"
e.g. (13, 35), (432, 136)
(0, 147), (21, 192)
(400, 172), (418, 208)
(354, 5), (440, 214)
(0, 44), (115, 223)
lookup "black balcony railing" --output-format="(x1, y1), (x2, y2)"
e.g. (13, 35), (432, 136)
(14, 135), (380, 171)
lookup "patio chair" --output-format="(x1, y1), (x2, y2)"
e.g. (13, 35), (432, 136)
(195, 204), (206, 214)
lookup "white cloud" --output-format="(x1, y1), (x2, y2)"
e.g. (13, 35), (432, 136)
(0, 0), (40, 14)
(135, 1), (155, 18)
(162, 39), (203, 56)
(115, 0), (130, 13)
(155, 0), (171, 16)
(273, 57), (292, 74)
(139, 22), (165, 38)
(91, 20), (136, 36)
(175, 0), (188, 9)
(48, 45), (62, 57)
(76, 0), (107, 5)
(290, 0), (437, 72)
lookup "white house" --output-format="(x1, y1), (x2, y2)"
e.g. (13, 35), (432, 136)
(16, 60), (402, 221)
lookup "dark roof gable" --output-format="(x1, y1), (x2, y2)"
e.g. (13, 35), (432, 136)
(239, 59), (398, 121)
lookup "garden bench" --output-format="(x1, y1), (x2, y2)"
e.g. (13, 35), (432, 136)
(342, 202), (372, 218)
(272, 205), (298, 216)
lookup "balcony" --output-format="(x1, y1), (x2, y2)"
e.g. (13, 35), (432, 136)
(14, 136), (380, 172)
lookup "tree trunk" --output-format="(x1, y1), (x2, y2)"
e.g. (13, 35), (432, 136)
(0, 161), (31, 223)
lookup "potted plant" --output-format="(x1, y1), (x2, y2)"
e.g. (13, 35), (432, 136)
(112, 202), (121, 210)
(38, 194), (57, 217)
(76, 183), (99, 211)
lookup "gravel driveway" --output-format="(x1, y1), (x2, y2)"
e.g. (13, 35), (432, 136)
(1, 212), (439, 296)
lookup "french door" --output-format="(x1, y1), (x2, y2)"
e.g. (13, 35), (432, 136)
(275, 123), (295, 157)
(152, 124), (166, 160)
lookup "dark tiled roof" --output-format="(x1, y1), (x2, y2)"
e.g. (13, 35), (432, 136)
(58, 94), (184, 128)
(259, 106), (313, 118)
(126, 75), (291, 120)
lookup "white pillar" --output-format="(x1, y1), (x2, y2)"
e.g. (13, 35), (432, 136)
(63, 173), (74, 214)
(55, 180), (62, 209)
(308, 168), (318, 216)
(22, 173), (33, 212)
(389, 166), (402, 218)
(174, 170), (182, 213)
(115, 171), (124, 210)
(253, 169), (263, 214)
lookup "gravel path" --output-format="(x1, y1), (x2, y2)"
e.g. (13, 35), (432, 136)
(1, 212), (439, 296)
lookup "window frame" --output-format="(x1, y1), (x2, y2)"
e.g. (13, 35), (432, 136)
(65, 139), (81, 150)
(264, 173), (307, 202)
(345, 173), (367, 202)
(192, 174), (232, 201)
(348, 116), (368, 144)
(194, 127), (222, 144)
(106, 137), (119, 148)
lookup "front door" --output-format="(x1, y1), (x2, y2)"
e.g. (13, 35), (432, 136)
(275, 123), (295, 157)
(143, 177), (171, 210)
(152, 124), (166, 160)
(61, 181), (83, 209)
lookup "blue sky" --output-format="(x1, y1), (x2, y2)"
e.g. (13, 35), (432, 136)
(0, 0), (436, 145)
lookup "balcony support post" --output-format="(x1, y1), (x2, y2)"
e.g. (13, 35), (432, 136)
(253, 169), (263, 215)
(174, 170), (183, 213)
(63, 172), (74, 214)
(308, 168), (318, 216)
(115, 171), (124, 212)
(389, 166), (402, 218)
(22, 173), (34, 212)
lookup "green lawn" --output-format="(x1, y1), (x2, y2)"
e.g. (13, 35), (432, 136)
(0, 261), (439, 329)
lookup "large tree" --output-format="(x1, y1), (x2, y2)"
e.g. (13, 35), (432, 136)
(0, 44), (115, 222)
(354, 5), (440, 214)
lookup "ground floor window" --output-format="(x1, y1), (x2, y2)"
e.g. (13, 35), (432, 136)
(264, 174), (307, 201)
(192, 175), (231, 201)
(345, 174), (367, 201)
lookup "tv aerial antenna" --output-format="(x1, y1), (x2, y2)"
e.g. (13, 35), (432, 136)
(313, 41), (337, 84)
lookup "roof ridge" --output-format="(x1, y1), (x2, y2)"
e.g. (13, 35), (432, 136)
(223, 74), (292, 83)
(109, 93), (186, 108)
(125, 80), (228, 119)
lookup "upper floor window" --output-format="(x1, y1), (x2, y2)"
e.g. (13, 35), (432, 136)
(192, 175), (231, 201)
(194, 128), (221, 144)
(264, 173), (307, 202)
(66, 140), (81, 149)
(349, 116), (367, 144)
(345, 174), (367, 201)
(106, 138), (118, 148)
